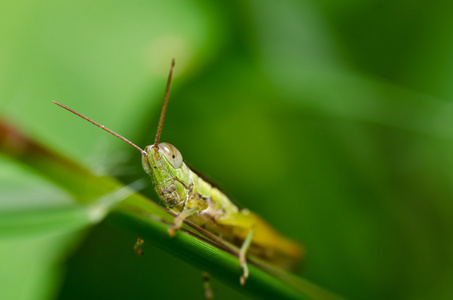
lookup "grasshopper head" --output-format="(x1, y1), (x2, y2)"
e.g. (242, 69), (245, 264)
(142, 142), (190, 208)
(142, 142), (183, 183)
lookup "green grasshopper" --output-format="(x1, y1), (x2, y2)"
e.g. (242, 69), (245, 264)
(53, 59), (302, 285)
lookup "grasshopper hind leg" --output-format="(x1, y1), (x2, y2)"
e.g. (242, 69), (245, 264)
(239, 229), (254, 285)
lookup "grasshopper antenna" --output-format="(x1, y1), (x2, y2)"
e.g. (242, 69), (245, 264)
(154, 58), (176, 148)
(52, 101), (145, 154)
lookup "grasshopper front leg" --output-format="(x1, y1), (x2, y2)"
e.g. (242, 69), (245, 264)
(168, 206), (202, 237)
(134, 237), (145, 256)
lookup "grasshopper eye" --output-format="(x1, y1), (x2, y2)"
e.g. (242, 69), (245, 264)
(159, 142), (183, 168)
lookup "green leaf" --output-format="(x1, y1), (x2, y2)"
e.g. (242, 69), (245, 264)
(0, 122), (343, 299)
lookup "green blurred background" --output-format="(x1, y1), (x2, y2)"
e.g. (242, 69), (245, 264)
(1, 0), (453, 299)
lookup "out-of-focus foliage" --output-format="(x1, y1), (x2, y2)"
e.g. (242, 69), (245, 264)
(1, 0), (453, 299)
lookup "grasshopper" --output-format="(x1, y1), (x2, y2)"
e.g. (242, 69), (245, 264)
(53, 59), (302, 285)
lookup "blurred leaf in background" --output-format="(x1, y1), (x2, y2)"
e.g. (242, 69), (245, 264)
(1, 0), (453, 299)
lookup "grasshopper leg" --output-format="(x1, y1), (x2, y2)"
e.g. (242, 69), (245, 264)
(168, 206), (201, 237)
(134, 237), (144, 256)
(202, 271), (214, 299)
(239, 229), (254, 285)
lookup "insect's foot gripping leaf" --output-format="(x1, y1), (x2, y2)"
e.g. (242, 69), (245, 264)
(240, 263), (249, 286)
(202, 272), (214, 299)
(239, 229), (254, 286)
(168, 226), (178, 237)
(134, 237), (144, 256)
(168, 206), (202, 237)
